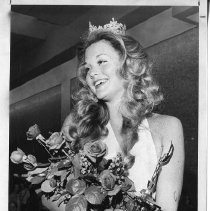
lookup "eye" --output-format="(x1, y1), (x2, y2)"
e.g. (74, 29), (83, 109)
(85, 67), (90, 72)
(83, 66), (90, 74)
(82, 66), (90, 78)
(98, 60), (107, 65)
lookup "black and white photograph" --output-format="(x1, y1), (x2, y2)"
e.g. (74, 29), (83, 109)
(0, 0), (207, 211)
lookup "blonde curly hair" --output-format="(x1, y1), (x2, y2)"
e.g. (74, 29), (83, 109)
(70, 30), (163, 168)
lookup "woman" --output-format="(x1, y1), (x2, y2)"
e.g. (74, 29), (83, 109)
(43, 19), (184, 211)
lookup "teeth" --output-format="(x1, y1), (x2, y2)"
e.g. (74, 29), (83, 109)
(95, 79), (107, 87)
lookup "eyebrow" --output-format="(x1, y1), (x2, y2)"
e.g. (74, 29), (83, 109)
(83, 54), (108, 66)
(96, 54), (107, 58)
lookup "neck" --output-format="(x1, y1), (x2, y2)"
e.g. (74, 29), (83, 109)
(106, 99), (123, 132)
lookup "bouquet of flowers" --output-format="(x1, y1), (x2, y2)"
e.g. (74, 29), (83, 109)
(10, 124), (174, 211)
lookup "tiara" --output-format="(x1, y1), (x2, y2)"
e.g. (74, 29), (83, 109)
(89, 18), (126, 35)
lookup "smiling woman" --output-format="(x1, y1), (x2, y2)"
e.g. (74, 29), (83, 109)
(57, 19), (185, 211)
(8, 3), (202, 211)
(84, 40), (125, 102)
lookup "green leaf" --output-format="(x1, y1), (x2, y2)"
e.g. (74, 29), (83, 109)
(66, 179), (86, 195)
(107, 185), (121, 196)
(60, 171), (70, 184)
(51, 194), (62, 202)
(98, 158), (108, 171)
(52, 191), (69, 202)
(37, 162), (51, 167)
(65, 195), (87, 211)
(24, 163), (35, 171)
(125, 199), (135, 211)
(41, 180), (56, 193)
(28, 167), (48, 176)
(66, 173), (75, 182)
(54, 170), (67, 176)
(85, 186), (107, 205)
(57, 194), (68, 207)
(26, 176), (33, 182)
(57, 160), (72, 169)
(49, 166), (59, 174)
(30, 176), (45, 184)
(80, 175), (99, 184)
(121, 177), (136, 192)
(72, 154), (81, 178)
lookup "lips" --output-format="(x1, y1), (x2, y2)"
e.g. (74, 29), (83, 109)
(94, 79), (108, 88)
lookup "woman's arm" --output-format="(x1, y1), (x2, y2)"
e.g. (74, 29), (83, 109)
(41, 195), (66, 211)
(152, 115), (185, 211)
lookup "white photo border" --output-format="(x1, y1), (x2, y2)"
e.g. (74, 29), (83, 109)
(2, 0), (208, 211)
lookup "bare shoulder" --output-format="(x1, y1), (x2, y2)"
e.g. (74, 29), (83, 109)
(147, 113), (184, 153)
(148, 115), (184, 210)
(148, 113), (182, 131)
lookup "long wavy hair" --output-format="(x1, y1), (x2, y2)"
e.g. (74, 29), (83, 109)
(68, 30), (163, 168)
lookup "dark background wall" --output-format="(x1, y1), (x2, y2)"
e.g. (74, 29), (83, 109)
(147, 28), (198, 210)
(147, 28), (198, 174)
(9, 85), (61, 173)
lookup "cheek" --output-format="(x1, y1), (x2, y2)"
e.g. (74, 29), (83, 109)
(101, 63), (112, 73)
(86, 76), (94, 89)
(103, 62), (120, 77)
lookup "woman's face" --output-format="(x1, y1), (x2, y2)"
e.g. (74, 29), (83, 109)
(84, 40), (125, 103)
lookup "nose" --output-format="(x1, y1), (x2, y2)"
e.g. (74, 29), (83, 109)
(89, 66), (99, 79)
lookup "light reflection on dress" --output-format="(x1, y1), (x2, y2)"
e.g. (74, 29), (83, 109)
(103, 119), (158, 195)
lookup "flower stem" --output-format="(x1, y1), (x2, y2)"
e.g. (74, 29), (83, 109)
(62, 149), (71, 159)
(36, 134), (46, 143)
(37, 140), (53, 158)
(24, 157), (37, 167)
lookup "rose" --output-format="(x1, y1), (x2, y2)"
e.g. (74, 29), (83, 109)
(46, 132), (64, 150)
(121, 177), (135, 192)
(10, 148), (26, 164)
(26, 124), (41, 140)
(83, 141), (107, 163)
(49, 178), (57, 188)
(23, 154), (38, 170)
(27, 154), (37, 165)
(99, 170), (116, 190)
(66, 179), (86, 195)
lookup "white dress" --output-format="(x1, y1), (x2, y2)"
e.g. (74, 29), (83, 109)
(103, 118), (158, 194)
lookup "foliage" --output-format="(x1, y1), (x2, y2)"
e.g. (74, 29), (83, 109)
(10, 124), (171, 211)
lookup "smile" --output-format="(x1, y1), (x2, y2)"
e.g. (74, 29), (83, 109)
(94, 79), (108, 88)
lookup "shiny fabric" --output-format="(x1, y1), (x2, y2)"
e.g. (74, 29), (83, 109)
(103, 119), (158, 194)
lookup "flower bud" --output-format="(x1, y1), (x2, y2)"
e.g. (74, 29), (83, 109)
(26, 124), (41, 140)
(83, 141), (107, 163)
(10, 148), (26, 164)
(66, 179), (86, 195)
(27, 154), (37, 165)
(49, 178), (57, 188)
(46, 132), (64, 150)
(99, 170), (116, 190)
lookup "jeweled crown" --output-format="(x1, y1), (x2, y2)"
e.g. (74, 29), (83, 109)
(89, 18), (126, 35)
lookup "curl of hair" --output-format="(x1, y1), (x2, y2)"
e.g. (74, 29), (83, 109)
(75, 30), (163, 168)
(68, 88), (109, 151)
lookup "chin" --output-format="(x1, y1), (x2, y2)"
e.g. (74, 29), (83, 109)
(95, 92), (108, 101)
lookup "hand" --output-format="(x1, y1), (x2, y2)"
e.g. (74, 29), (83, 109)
(41, 195), (66, 211)
(61, 114), (72, 142)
